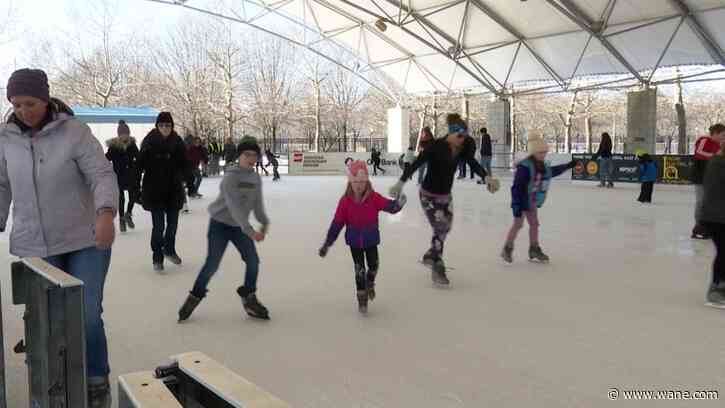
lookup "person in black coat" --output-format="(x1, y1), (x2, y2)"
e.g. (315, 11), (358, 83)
(135, 112), (189, 271)
(264, 149), (281, 181)
(106, 120), (139, 233)
(223, 137), (237, 166)
(592, 132), (614, 188)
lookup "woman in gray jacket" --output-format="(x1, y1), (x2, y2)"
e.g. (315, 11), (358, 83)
(0, 69), (119, 407)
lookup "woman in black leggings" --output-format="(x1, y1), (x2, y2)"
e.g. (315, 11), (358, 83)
(391, 113), (500, 286)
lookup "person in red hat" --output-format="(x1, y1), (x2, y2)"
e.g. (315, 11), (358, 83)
(318, 160), (407, 314)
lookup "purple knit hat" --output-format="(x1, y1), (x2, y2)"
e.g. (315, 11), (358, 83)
(6, 69), (50, 102)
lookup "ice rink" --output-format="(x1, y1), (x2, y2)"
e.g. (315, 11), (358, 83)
(1, 175), (723, 407)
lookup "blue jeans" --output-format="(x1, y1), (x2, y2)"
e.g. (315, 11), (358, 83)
(598, 158), (613, 185)
(151, 209), (180, 263)
(191, 219), (260, 298)
(480, 156), (492, 178)
(44, 246), (111, 377)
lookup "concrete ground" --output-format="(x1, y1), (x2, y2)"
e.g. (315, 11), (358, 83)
(1, 175), (723, 407)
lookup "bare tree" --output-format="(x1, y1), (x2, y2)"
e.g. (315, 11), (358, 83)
(243, 35), (298, 150)
(207, 22), (246, 141)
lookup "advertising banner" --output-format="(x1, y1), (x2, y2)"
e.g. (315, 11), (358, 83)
(289, 152), (404, 176)
(572, 154), (694, 184)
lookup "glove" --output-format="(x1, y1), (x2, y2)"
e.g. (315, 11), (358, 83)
(485, 176), (500, 194)
(389, 180), (405, 199)
(568, 159), (577, 168)
(318, 245), (329, 258)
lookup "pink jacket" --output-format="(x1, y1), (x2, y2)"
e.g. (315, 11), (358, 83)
(324, 191), (404, 249)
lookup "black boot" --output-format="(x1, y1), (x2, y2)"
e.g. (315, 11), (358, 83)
(237, 286), (270, 320)
(178, 293), (202, 322)
(367, 269), (377, 301)
(125, 213), (135, 229)
(357, 290), (368, 314)
(88, 376), (111, 408)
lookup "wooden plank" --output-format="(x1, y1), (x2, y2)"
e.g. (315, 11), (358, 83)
(22, 258), (84, 288)
(118, 371), (182, 408)
(173, 352), (290, 408)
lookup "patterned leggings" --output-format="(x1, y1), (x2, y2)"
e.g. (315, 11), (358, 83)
(420, 192), (453, 261)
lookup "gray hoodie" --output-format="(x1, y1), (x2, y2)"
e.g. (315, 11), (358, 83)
(208, 166), (269, 238)
(0, 110), (119, 257)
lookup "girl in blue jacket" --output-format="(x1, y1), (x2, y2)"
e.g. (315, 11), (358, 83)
(637, 153), (657, 204)
(501, 137), (575, 263)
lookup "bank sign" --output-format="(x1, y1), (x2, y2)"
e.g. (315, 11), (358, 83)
(289, 152), (404, 176)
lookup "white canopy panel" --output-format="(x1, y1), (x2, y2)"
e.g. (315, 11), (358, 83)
(157, 0), (725, 96)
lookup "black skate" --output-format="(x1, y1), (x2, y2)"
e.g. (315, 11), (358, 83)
(237, 286), (270, 320)
(431, 259), (450, 286)
(119, 217), (127, 233)
(125, 214), (135, 229)
(501, 244), (513, 263)
(357, 290), (369, 314)
(367, 269), (377, 301)
(164, 252), (183, 265)
(422, 252), (436, 267)
(178, 293), (202, 322)
(529, 246), (550, 263)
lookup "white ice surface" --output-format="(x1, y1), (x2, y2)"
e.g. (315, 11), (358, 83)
(1, 175), (723, 407)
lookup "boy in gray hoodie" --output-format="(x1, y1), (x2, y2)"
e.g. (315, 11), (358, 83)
(178, 136), (271, 321)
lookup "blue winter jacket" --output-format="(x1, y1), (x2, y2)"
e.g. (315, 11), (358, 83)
(639, 161), (657, 182)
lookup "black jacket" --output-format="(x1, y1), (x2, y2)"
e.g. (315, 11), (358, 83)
(105, 137), (139, 190)
(592, 138), (613, 160)
(402, 136), (487, 195)
(136, 129), (189, 211)
(702, 155), (725, 224)
(481, 134), (492, 157)
(224, 143), (237, 163)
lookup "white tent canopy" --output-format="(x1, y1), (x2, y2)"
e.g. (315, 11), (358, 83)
(152, 0), (725, 96)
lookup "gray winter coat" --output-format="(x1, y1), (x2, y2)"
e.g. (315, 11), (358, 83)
(0, 106), (119, 257)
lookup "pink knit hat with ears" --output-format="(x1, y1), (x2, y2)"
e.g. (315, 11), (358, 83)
(346, 160), (369, 183)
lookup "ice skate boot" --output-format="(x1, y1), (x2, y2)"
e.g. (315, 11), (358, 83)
(178, 293), (202, 322)
(431, 259), (450, 285)
(501, 244), (514, 263)
(529, 246), (550, 263)
(357, 290), (369, 314)
(367, 269), (377, 301)
(237, 286), (270, 320)
(706, 283), (725, 309)
(125, 213), (135, 229)
(119, 217), (127, 233)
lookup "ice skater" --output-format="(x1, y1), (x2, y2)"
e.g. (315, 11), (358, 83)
(501, 137), (576, 263)
(637, 153), (656, 204)
(390, 113), (500, 286)
(135, 112), (189, 272)
(105, 120), (139, 233)
(691, 124), (725, 239)
(371, 148), (386, 176)
(264, 148), (281, 181)
(178, 136), (271, 321)
(701, 143), (725, 308)
(318, 160), (406, 314)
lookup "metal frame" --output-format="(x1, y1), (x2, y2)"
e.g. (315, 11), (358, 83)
(145, 0), (725, 97)
(11, 258), (87, 408)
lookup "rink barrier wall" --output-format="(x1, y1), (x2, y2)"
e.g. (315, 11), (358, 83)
(288, 152), (404, 176)
(572, 154), (693, 184)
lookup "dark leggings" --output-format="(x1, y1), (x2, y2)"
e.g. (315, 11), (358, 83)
(350, 246), (379, 290)
(706, 222), (725, 285)
(118, 188), (136, 219)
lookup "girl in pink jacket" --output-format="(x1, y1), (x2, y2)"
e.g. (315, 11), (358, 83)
(319, 160), (406, 314)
